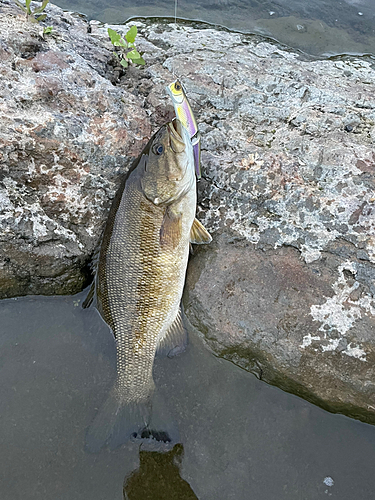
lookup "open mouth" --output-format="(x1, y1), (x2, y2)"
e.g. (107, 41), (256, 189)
(168, 119), (186, 153)
(169, 118), (183, 141)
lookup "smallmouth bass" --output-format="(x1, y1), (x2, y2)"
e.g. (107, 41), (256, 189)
(84, 119), (211, 451)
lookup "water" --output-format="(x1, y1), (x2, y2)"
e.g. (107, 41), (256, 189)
(2, 2), (375, 497)
(52, 0), (375, 56)
(2, 290), (375, 499)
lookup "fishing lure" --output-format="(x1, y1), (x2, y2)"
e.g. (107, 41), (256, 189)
(166, 80), (201, 179)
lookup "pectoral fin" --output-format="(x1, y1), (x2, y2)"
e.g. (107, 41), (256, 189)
(160, 209), (182, 249)
(190, 218), (212, 244)
(156, 308), (187, 358)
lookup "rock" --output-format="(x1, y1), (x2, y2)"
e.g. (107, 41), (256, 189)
(184, 235), (375, 423)
(0, 1), (152, 297)
(1, 1), (374, 423)
(132, 24), (374, 422)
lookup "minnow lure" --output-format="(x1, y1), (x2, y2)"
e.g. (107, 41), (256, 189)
(166, 80), (201, 179)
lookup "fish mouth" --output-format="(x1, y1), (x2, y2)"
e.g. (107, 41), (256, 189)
(168, 119), (186, 153)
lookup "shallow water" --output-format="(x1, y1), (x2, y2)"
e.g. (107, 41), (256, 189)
(1, 289), (375, 499)
(54, 0), (375, 56)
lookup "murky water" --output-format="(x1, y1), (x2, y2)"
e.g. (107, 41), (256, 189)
(1, 289), (375, 499)
(53, 0), (375, 56)
(2, 1), (374, 498)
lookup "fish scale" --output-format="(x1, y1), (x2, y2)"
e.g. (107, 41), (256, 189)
(98, 178), (194, 402)
(84, 120), (211, 451)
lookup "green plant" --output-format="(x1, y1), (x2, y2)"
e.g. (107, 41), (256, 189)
(14, 0), (50, 23)
(108, 26), (145, 68)
(43, 26), (53, 35)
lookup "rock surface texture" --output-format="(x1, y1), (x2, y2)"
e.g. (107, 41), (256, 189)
(1, 1), (374, 423)
(0, 1), (152, 296)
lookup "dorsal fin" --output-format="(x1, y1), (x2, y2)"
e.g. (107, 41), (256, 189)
(82, 280), (95, 309)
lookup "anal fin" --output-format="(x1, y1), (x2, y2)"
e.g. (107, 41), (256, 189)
(156, 308), (187, 358)
(190, 218), (212, 244)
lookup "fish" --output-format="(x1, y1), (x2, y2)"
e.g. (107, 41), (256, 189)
(83, 119), (211, 452)
(166, 80), (202, 180)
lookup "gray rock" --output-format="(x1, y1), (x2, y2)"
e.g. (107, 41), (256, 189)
(0, 1), (152, 297)
(184, 235), (375, 424)
(1, 1), (374, 423)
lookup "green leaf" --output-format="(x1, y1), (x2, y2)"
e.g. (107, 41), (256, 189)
(114, 38), (127, 47)
(14, 0), (27, 12)
(25, 0), (31, 8)
(43, 26), (53, 34)
(126, 49), (140, 60)
(120, 59), (128, 68)
(36, 13), (47, 22)
(113, 51), (120, 59)
(125, 25), (137, 44)
(33, 0), (49, 14)
(108, 28), (121, 45)
(132, 57), (145, 66)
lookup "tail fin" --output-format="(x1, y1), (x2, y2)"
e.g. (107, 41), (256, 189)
(146, 390), (180, 448)
(85, 389), (180, 453)
(85, 389), (151, 453)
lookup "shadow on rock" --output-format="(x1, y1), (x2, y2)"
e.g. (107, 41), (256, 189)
(123, 443), (198, 500)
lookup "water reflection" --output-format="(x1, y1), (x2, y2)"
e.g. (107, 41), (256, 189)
(2, 292), (375, 499)
(123, 444), (198, 500)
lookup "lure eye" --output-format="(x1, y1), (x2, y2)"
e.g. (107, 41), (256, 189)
(152, 144), (164, 155)
(174, 82), (182, 91)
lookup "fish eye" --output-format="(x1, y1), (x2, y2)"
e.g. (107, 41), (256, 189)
(174, 82), (182, 91)
(152, 144), (164, 155)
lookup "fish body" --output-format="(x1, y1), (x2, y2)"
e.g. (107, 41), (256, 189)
(84, 119), (211, 451)
(166, 80), (202, 179)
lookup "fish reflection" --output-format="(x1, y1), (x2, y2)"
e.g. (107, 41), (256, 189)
(123, 444), (198, 500)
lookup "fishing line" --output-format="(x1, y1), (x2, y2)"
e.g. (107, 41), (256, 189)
(171, 0), (178, 77)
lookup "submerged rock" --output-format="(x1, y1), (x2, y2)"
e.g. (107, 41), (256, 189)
(0, 1), (374, 423)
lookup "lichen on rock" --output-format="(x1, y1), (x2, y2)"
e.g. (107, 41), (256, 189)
(1, 0), (374, 424)
(0, 0), (151, 297)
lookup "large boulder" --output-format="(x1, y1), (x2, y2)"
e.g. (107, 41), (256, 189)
(0, 0), (374, 423)
(0, 0), (152, 296)
(140, 21), (375, 422)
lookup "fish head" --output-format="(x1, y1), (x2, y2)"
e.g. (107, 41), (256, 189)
(140, 119), (195, 206)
